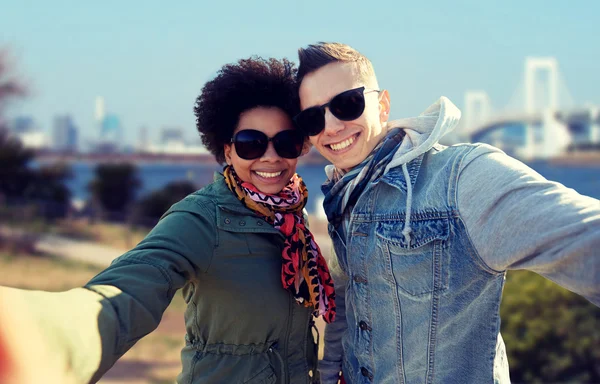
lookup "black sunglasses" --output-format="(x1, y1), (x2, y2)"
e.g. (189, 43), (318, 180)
(293, 86), (380, 136)
(231, 129), (304, 160)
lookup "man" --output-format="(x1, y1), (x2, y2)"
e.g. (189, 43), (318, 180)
(294, 42), (600, 383)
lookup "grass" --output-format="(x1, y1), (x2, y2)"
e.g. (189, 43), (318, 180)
(0, 205), (149, 250)
(0, 251), (103, 291)
(47, 218), (150, 250)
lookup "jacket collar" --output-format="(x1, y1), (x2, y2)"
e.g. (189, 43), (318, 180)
(380, 154), (424, 193)
(211, 172), (284, 238)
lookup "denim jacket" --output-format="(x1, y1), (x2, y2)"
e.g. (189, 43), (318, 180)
(319, 141), (600, 384)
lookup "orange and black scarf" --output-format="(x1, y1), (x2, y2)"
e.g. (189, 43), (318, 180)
(223, 166), (336, 323)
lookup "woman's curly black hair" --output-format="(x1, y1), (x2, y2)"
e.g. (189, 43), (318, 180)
(194, 56), (301, 164)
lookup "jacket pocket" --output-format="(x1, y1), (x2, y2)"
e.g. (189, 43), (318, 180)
(242, 364), (277, 384)
(377, 217), (449, 296)
(178, 345), (279, 384)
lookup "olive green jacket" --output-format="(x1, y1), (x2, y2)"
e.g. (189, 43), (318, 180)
(14, 174), (319, 384)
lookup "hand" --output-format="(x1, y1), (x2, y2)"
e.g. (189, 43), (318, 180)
(0, 287), (76, 384)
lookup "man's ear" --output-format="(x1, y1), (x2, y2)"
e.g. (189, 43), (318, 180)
(300, 138), (312, 156)
(379, 89), (391, 123)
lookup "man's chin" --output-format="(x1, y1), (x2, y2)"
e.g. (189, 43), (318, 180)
(328, 155), (360, 171)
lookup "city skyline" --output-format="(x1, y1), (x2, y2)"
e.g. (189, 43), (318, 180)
(2, 1), (599, 146)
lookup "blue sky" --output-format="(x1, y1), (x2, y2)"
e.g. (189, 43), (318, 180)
(2, 0), (599, 146)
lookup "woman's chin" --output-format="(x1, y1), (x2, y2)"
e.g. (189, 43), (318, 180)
(252, 173), (289, 194)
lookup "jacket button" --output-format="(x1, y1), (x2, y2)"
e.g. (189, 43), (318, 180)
(359, 321), (370, 331)
(361, 367), (370, 377)
(239, 220), (246, 226)
(224, 218), (231, 224)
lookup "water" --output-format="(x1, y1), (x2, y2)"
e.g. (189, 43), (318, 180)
(527, 160), (600, 199)
(66, 160), (600, 215)
(66, 162), (331, 214)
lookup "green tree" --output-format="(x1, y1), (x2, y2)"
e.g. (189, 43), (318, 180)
(0, 48), (26, 119)
(0, 49), (72, 219)
(500, 270), (600, 383)
(88, 163), (141, 219)
(0, 127), (35, 199)
(132, 180), (197, 227)
(28, 163), (73, 219)
(0, 48), (31, 200)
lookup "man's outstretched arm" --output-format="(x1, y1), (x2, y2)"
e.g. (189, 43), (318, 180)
(457, 144), (600, 305)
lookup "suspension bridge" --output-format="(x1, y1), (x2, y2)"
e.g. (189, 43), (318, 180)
(454, 57), (600, 160)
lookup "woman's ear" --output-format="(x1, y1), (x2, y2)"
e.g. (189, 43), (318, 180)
(224, 143), (233, 165)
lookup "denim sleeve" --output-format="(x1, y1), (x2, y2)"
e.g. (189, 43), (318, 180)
(319, 246), (349, 384)
(457, 144), (600, 305)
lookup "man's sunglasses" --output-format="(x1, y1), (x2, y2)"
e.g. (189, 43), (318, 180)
(231, 129), (305, 160)
(293, 86), (380, 136)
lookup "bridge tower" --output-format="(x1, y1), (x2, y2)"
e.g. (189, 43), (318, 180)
(463, 91), (491, 133)
(522, 57), (561, 158)
(525, 57), (559, 113)
(588, 107), (600, 144)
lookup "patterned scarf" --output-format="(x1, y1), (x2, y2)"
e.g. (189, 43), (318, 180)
(322, 128), (406, 234)
(223, 166), (336, 323)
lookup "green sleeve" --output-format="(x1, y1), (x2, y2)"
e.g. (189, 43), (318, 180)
(84, 202), (216, 381)
(11, 200), (217, 383)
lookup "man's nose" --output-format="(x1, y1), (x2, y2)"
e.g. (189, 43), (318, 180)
(322, 109), (345, 136)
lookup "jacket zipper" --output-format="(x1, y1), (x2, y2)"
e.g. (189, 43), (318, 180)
(281, 296), (293, 384)
(305, 315), (320, 384)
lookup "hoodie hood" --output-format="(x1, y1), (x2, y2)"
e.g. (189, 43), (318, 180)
(383, 96), (461, 173)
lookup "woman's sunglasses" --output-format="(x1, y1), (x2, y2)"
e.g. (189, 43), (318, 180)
(231, 129), (305, 160)
(293, 86), (380, 136)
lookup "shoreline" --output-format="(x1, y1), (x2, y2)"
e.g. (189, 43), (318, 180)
(548, 151), (600, 166)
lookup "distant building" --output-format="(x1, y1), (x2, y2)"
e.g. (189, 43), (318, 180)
(18, 132), (48, 149)
(10, 116), (48, 150)
(95, 96), (105, 122)
(100, 114), (122, 143)
(52, 115), (78, 152)
(11, 116), (36, 134)
(91, 113), (123, 153)
(138, 127), (210, 155)
(161, 127), (185, 146)
(136, 126), (151, 152)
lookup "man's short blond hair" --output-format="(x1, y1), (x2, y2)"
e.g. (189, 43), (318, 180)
(297, 42), (376, 86)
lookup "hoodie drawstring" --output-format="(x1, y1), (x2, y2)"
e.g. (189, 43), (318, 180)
(401, 163), (413, 245)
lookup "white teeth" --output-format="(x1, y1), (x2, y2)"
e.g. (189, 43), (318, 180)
(329, 136), (355, 151)
(255, 171), (283, 178)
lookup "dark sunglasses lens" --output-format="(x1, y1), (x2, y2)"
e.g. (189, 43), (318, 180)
(273, 130), (304, 159)
(330, 89), (365, 121)
(233, 130), (268, 160)
(294, 107), (325, 136)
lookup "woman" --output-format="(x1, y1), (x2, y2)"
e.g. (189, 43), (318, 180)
(0, 57), (335, 384)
